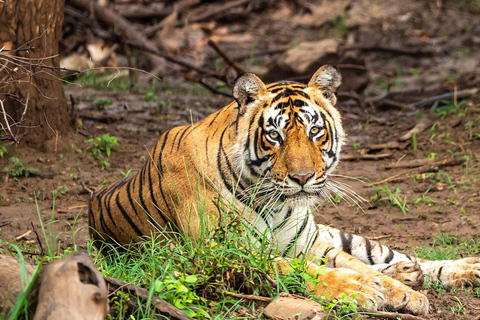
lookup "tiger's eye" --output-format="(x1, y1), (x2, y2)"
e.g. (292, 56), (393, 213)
(268, 131), (279, 140)
(310, 127), (320, 136)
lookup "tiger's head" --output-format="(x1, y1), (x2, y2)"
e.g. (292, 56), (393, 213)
(231, 65), (345, 204)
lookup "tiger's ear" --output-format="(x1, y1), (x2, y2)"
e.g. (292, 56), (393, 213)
(308, 65), (341, 103)
(233, 73), (267, 115)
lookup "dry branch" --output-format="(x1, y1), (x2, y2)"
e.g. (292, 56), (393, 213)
(223, 291), (273, 302)
(143, 0), (201, 37)
(358, 307), (426, 320)
(367, 157), (465, 186)
(208, 40), (245, 75)
(399, 116), (432, 141)
(187, 0), (250, 24)
(342, 152), (392, 161)
(342, 44), (440, 57)
(105, 276), (194, 320)
(384, 158), (436, 170)
(408, 88), (479, 109)
(68, 0), (159, 54)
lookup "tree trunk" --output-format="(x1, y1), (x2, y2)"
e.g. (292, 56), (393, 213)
(0, 0), (70, 150)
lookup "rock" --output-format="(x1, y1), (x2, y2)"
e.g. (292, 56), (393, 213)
(263, 40), (369, 93)
(264, 294), (327, 320)
(0, 255), (36, 313)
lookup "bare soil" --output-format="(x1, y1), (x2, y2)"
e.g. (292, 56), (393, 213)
(1, 86), (479, 319)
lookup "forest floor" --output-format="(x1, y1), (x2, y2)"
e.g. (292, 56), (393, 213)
(2, 0), (480, 318)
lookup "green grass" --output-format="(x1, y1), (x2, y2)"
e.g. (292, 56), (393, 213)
(4, 157), (35, 178)
(68, 70), (133, 91)
(415, 234), (480, 261)
(369, 184), (409, 214)
(85, 133), (119, 167)
(90, 206), (337, 319)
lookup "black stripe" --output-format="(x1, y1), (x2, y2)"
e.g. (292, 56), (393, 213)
(205, 136), (209, 164)
(170, 129), (182, 152)
(115, 193), (143, 237)
(157, 131), (175, 217)
(365, 238), (375, 265)
(207, 108), (223, 127)
(340, 231), (353, 255)
(177, 125), (192, 150)
(385, 248), (394, 263)
(438, 266), (444, 280)
(125, 177), (141, 218)
(146, 160), (169, 227)
(273, 208), (292, 231)
(283, 217), (309, 256)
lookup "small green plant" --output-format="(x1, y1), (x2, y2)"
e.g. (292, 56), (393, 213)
(465, 121), (480, 140)
(322, 292), (359, 317)
(329, 194), (344, 204)
(413, 189), (438, 207)
(120, 169), (132, 178)
(154, 274), (205, 317)
(57, 184), (69, 195)
(370, 185), (409, 214)
(93, 97), (112, 109)
(449, 296), (466, 315)
(0, 145), (7, 158)
(4, 157), (34, 178)
(86, 133), (119, 167)
(409, 68), (420, 77)
(353, 143), (361, 149)
(412, 132), (418, 151)
(433, 99), (467, 119)
(144, 90), (157, 101)
(425, 152), (437, 159)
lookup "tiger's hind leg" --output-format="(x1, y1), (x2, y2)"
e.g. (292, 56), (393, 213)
(317, 224), (480, 290)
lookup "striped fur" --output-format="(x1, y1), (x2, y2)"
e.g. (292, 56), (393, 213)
(89, 65), (480, 315)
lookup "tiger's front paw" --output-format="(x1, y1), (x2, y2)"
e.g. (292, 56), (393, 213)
(311, 268), (429, 316)
(421, 257), (480, 290)
(377, 261), (424, 289)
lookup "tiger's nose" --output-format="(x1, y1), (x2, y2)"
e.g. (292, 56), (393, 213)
(289, 173), (314, 186)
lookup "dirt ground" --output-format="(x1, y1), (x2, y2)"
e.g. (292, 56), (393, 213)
(1, 86), (479, 319)
(1, 0), (480, 318)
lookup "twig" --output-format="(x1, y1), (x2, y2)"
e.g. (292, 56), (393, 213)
(14, 230), (32, 241)
(367, 142), (401, 151)
(67, 204), (88, 210)
(81, 181), (94, 197)
(31, 222), (45, 255)
(187, 0), (250, 24)
(182, 73), (232, 97)
(399, 116), (432, 142)
(368, 235), (392, 241)
(367, 158), (465, 187)
(105, 276), (194, 320)
(408, 88), (478, 110)
(68, 0), (159, 54)
(0, 221), (12, 228)
(342, 44), (439, 57)
(223, 291), (273, 302)
(384, 158), (436, 170)
(0, 99), (17, 142)
(0, 245), (42, 256)
(358, 307), (426, 320)
(143, 0), (201, 37)
(208, 40), (245, 74)
(342, 152), (392, 161)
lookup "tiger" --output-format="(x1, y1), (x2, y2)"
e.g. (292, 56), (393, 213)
(89, 65), (480, 315)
